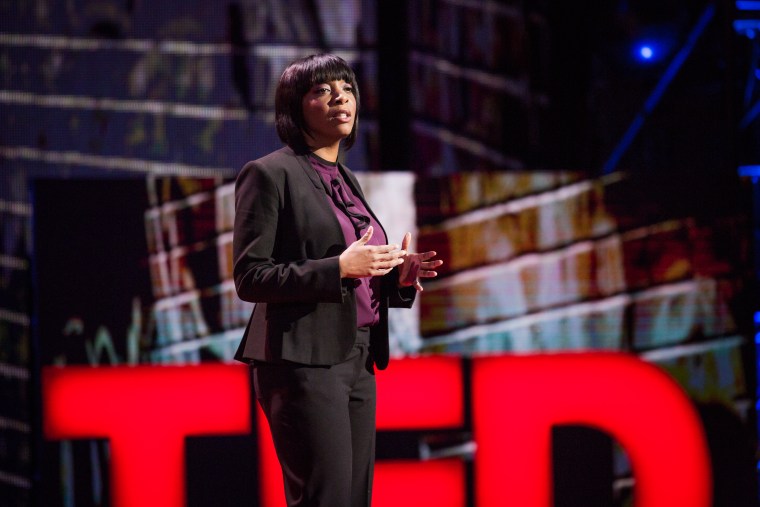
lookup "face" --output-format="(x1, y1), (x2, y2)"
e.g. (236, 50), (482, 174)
(301, 79), (356, 149)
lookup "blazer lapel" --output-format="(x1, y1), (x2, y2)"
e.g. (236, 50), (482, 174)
(294, 151), (324, 190)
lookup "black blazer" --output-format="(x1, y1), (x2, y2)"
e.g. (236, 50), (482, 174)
(232, 146), (415, 369)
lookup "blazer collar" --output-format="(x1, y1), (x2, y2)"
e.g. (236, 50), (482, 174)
(289, 148), (324, 191)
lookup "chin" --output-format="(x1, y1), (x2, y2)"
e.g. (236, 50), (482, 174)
(336, 127), (353, 138)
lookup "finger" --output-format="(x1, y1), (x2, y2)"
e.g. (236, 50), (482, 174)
(374, 258), (404, 270)
(421, 259), (444, 269)
(374, 250), (406, 261)
(418, 250), (438, 261)
(414, 280), (424, 292)
(358, 225), (374, 245)
(418, 270), (439, 278)
(401, 232), (411, 251)
(370, 267), (394, 277)
(369, 243), (401, 254)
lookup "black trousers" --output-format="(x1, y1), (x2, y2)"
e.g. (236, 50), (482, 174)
(252, 329), (376, 507)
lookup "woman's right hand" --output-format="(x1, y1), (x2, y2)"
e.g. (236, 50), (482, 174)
(339, 226), (406, 278)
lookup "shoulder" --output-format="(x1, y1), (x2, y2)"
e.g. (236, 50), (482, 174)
(236, 146), (315, 197)
(237, 148), (296, 180)
(249, 146), (301, 171)
(238, 146), (301, 180)
(257, 146), (295, 164)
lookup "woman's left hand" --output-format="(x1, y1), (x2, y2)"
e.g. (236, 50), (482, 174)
(397, 232), (443, 292)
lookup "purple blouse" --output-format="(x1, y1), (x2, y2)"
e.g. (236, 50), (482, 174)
(308, 154), (385, 328)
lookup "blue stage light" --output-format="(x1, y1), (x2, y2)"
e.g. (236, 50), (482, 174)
(638, 45), (654, 60)
(631, 40), (665, 64)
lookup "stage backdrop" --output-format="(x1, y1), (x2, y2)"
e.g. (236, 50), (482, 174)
(32, 166), (756, 507)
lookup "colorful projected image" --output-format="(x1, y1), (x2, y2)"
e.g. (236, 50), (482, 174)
(31, 164), (756, 506)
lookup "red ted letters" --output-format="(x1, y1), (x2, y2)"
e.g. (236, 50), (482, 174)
(43, 353), (711, 507)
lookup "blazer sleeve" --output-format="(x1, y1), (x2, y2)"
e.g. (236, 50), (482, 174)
(384, 264), (417, 308)
(233, 160), (344, 304)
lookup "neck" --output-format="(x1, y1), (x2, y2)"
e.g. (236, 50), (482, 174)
(310, 143), (340, 163)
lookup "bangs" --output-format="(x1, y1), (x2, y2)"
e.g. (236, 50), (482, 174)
(309, 60), (355, 86)
(299, 55), (356, 91)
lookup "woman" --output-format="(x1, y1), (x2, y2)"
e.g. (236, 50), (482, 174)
(233, 54), (442, 507)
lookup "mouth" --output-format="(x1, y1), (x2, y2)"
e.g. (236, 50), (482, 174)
(329, 110), (352, 121)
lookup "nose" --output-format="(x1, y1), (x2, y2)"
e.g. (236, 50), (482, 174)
(333, 88), (348, 104)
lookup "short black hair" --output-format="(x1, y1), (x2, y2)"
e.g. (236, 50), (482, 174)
(275, 54), (360, 154)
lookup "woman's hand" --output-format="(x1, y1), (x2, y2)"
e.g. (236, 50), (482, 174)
(339, 226), (406, 278)
(397, 232), (443, 292)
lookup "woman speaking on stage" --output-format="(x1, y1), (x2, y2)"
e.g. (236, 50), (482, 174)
(232, 53), (442, 507)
